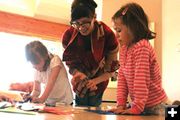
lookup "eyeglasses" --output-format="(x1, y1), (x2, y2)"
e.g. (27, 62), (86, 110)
(70, 20), (92, 30)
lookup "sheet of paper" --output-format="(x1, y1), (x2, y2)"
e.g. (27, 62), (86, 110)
(0, 107), (36, 115)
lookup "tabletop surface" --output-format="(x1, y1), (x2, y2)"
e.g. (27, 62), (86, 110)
(0, 105), (165, 120)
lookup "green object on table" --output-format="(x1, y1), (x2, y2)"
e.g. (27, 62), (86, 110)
(0, 107), (36, 115)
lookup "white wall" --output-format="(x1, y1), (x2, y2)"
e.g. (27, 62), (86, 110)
(162, 0), (180, 101)
(95, 0), (102, 21)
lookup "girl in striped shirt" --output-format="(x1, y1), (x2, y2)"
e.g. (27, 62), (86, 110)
(109, 3), (168, 115)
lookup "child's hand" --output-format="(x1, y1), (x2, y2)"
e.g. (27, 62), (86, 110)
(121, 108), (133, 115)
(108, 105), (126, 114)
(31, 97), (44, 103)
(22, 93), (32, 102)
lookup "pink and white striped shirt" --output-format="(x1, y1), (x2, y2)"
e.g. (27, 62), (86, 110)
(117, 39), (167, 114)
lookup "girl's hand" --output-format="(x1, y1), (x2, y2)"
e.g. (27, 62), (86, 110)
(22, 93), (31, 102)
(108, 105), (126, 114)
(86, 80), (97, 91)
(31, 97), (44, 103)
(121, 108), (133, 115)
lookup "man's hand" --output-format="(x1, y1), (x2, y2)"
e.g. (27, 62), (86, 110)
(86, 80), (97, 91)
(71, 71), (87, 87)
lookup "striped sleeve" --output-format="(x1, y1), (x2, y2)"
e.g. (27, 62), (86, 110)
(130, 44), (151, 114)
(117, 66), (128, 107)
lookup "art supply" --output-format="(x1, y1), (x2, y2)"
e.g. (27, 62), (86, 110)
(0, 101), (12, 109)
(0, 107), (36, 115)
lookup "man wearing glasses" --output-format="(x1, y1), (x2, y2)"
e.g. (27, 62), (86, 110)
(62, 0), (119, 107)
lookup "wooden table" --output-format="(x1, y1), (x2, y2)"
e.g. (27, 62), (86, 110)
(0, 105), (165, 120)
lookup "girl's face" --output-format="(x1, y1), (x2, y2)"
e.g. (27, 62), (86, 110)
(32, 54), (45, 72)
(71, 17), (95, 36)
(112, 18), (133, 46)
